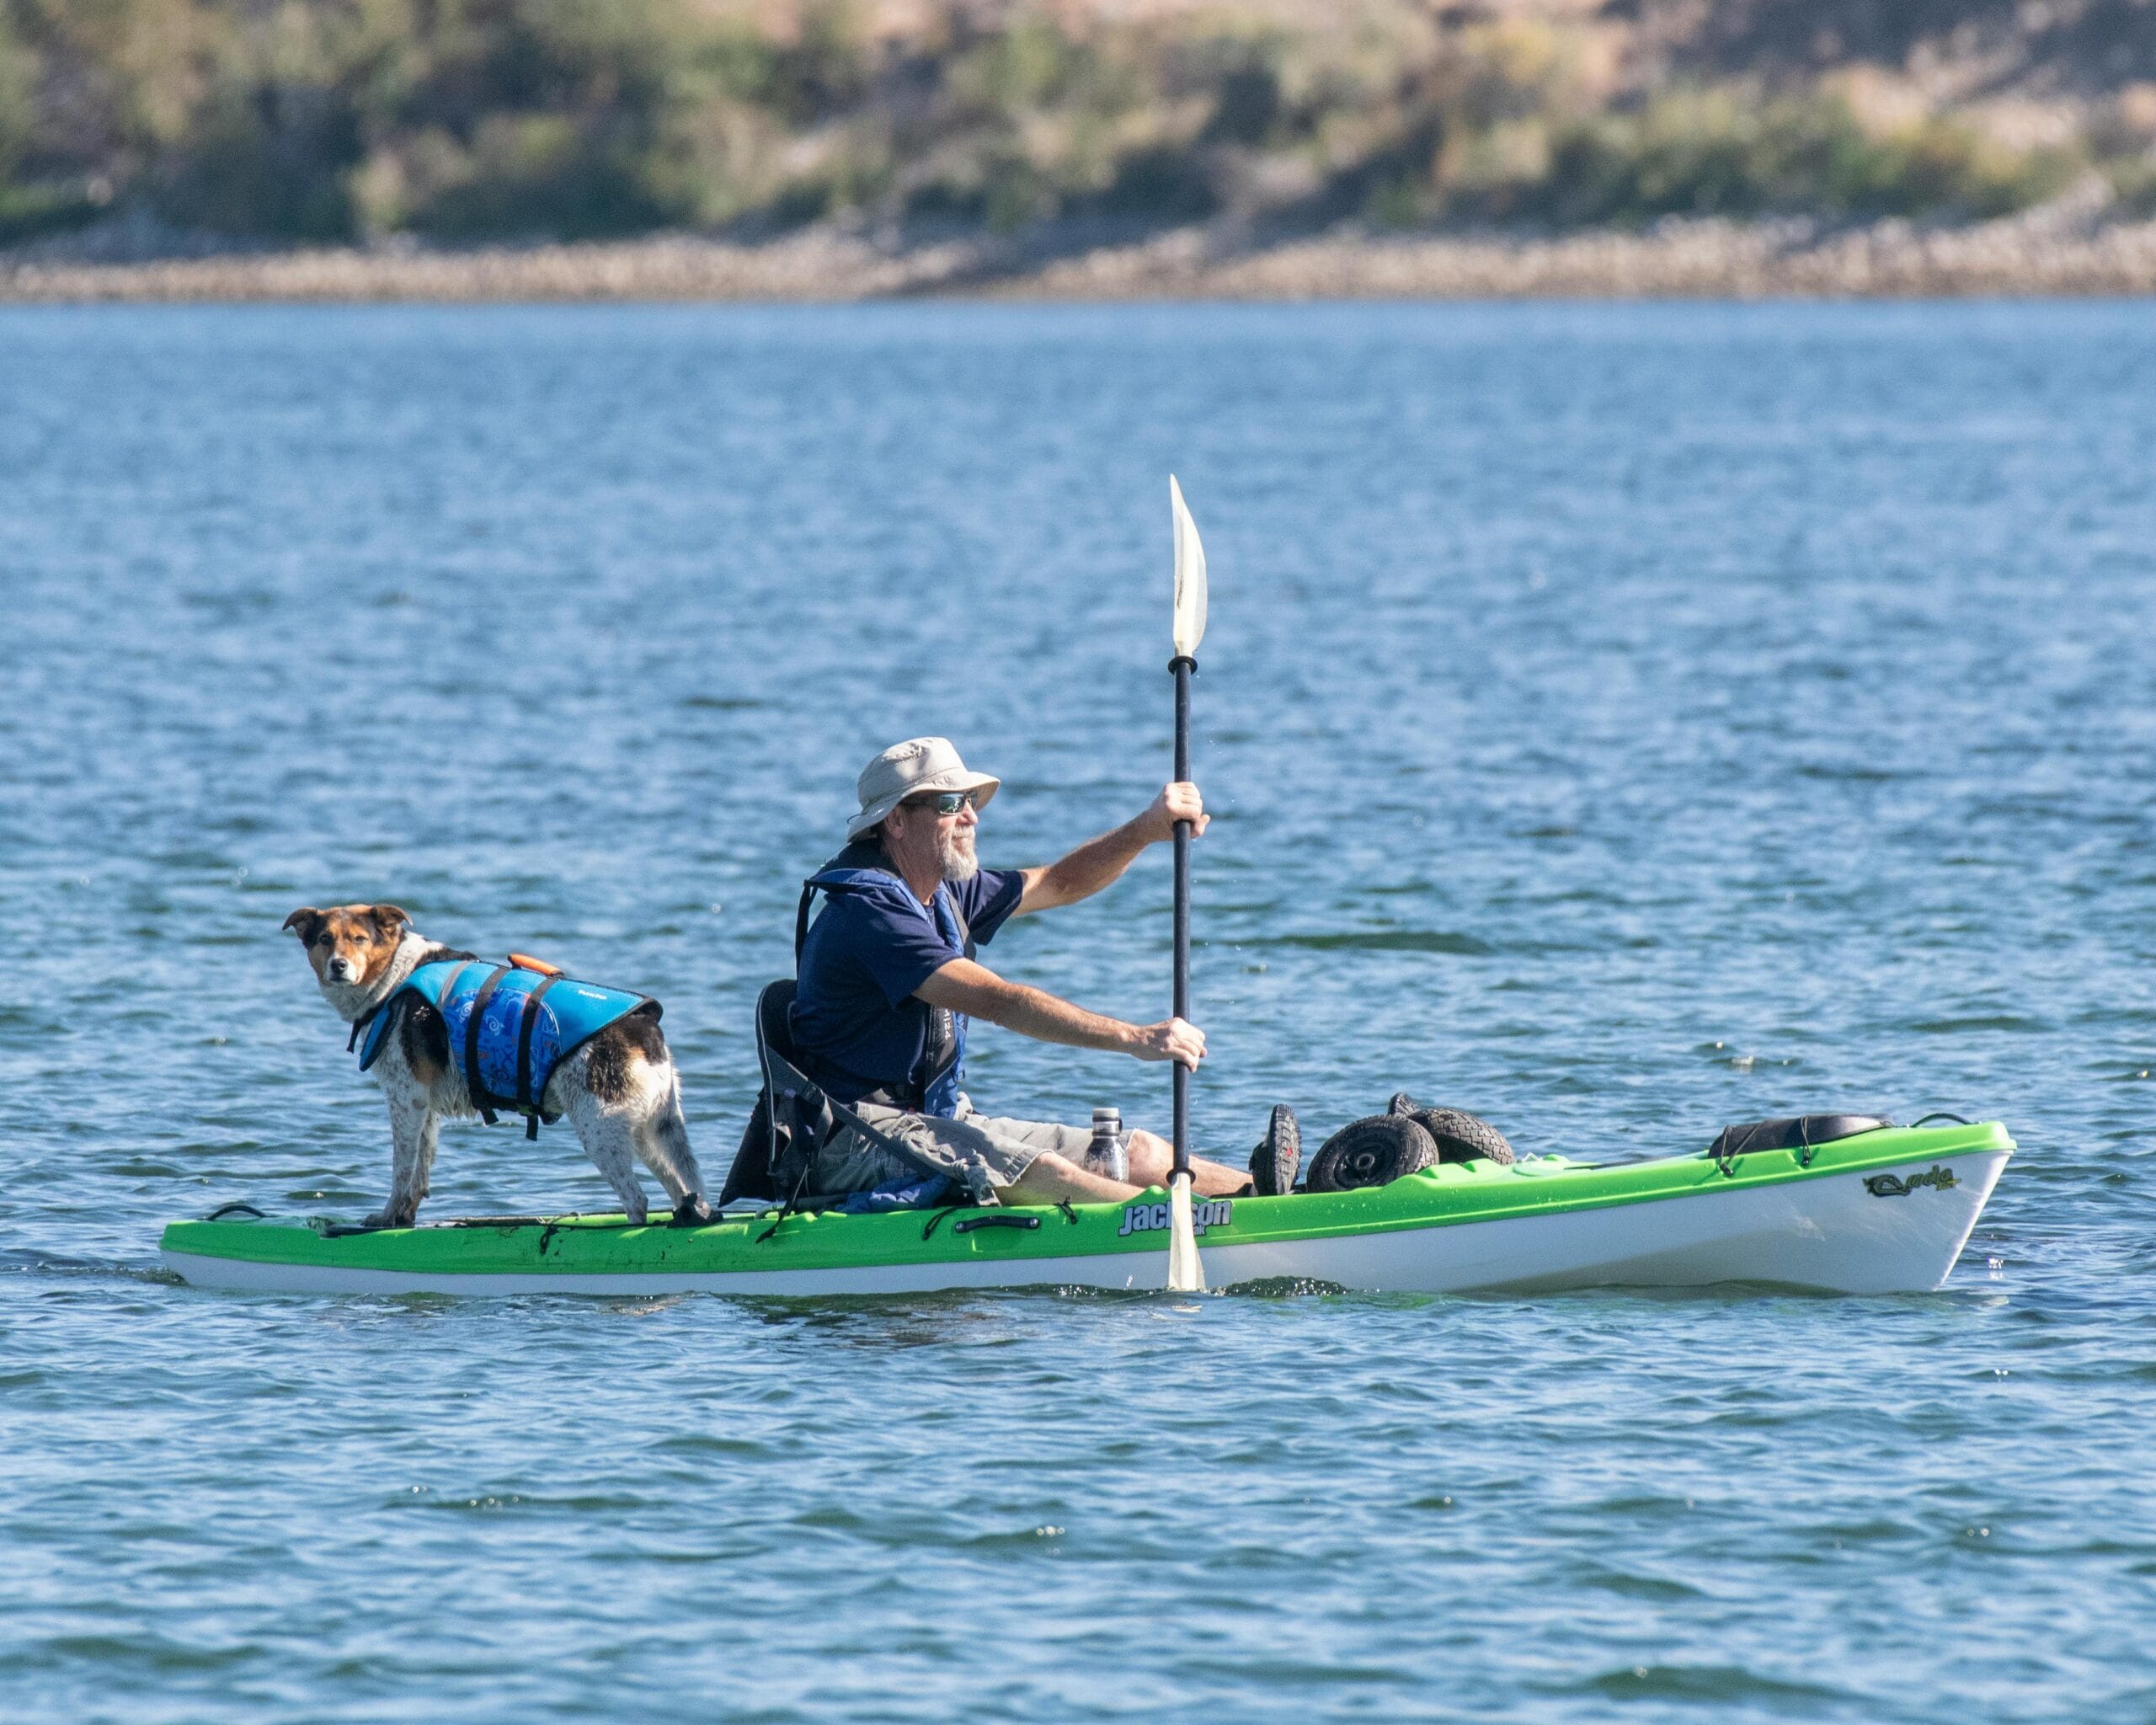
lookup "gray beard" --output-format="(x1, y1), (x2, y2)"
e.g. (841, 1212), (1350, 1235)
(938, 830), (979, 883)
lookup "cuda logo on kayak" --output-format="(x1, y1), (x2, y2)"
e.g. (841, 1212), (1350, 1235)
(1119, 1199), (1232, 1237)
(1865, 1165), (1958, 1198)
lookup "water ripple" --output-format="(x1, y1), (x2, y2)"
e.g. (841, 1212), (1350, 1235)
(1, 301), (2153, 1723)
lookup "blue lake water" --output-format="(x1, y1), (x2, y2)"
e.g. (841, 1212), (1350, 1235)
(3, 300), (2153, 1722)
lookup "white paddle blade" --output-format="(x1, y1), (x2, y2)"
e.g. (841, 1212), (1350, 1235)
(1170, 474), (1208, 660)
(1166, 1171), (1206, 1292)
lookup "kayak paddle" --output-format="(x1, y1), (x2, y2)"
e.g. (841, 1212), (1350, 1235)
(1167, 474), (1209, 1295)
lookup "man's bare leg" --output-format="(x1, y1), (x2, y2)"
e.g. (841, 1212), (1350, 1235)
(1004, 1152), (1143, 1205)
(1001, 1139), (1253, 1208)
(1123, 1129), (1250, 1196)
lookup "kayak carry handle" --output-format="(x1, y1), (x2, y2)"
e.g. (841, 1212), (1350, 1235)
(952, 1215), (1041, 1236)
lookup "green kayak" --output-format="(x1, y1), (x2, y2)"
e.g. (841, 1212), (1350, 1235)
(160, 1119), (2011, 1298)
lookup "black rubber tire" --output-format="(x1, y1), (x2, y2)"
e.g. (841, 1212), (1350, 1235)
(1306, 1115), (1439, 1193)
(1246, 1103), (1302, 1198)
(1411, 1108), (1516, 1167)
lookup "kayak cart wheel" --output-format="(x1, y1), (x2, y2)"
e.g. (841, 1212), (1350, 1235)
(1411, 1108), (1516, 1167)
(1383, 1095), (1518, 1166)
(1306, 1115), (1438, 1193)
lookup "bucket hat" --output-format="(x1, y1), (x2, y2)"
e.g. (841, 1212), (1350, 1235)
(848, 737), (1001, 841)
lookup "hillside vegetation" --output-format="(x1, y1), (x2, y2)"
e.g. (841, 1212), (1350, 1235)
(6, 0), (2156, 250)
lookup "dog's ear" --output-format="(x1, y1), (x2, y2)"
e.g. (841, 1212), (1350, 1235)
(369, 904), (412, 937)
(283, 907), (325, 943)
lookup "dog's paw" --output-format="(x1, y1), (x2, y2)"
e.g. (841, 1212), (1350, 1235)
(363, 1206), (416, 1231)
(668, 1195), (714, 1228)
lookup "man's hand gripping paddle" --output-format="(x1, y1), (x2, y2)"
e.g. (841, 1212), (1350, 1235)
(1166, 474), (1209, 1295)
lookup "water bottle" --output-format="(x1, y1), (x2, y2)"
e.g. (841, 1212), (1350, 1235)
(1089, 1108), (1128, 1182)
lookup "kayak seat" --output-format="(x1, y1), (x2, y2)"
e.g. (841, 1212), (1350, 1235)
(759, 976), (803, 1071)
(718, 981), (802, 1205)
(1707, 1114), (1889, 1162)
(718, 980), (956, 1213)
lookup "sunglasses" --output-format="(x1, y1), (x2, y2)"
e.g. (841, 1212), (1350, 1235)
(905, 790), (979, 815)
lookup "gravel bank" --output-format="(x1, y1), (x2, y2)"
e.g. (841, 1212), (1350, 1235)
(8, 198), (2156, 302)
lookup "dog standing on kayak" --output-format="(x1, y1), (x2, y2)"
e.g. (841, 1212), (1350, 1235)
(285, 904), (712, 1229)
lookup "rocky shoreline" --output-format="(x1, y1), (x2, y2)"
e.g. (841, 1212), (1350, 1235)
(8, 194), (2156, 302)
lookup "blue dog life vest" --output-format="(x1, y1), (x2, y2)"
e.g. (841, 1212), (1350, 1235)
(357, 960), (656, 1138)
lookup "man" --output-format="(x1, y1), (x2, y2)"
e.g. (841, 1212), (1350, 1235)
(790, 736), (1299, 1206)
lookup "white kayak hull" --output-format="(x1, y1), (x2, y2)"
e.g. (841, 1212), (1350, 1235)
(162, 1138), (2010, 1300)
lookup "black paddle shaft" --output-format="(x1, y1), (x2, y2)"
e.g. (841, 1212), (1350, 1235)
(1171, 654), (1194, 1180)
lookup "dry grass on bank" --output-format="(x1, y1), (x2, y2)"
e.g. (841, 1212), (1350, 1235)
(8, 187), (2156, 302)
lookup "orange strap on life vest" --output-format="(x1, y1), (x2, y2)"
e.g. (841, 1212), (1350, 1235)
(506, 952), (563, 977)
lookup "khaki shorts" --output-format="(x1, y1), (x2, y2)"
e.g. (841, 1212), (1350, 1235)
(808, 1097), (1097, 1204)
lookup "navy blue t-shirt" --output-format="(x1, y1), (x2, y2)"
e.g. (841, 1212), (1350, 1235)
(792, 857), (1025, 1114)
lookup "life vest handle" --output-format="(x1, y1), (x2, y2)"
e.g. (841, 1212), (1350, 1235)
(506, 951), (563, 977)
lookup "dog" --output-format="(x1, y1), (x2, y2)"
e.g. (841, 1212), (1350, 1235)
(285, 903), (712, 1229)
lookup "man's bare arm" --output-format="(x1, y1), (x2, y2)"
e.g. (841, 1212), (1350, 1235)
(1012, 782), (1208, 916)
(916, 958), (1204, 1067)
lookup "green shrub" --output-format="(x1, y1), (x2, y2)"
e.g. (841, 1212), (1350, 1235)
(776, 0), (873, 120)
(1096, 142), (1216, 219)
(0, 180), (104, 244)
(1198, 57), (1281, 147)
(156, 83), (366, 238)
(407, 113), (680, 238)
(767, 126), (893, 224)
(0, 16), (34, 181)
(2104, 152), (2156, 215)
(1502, 90), (2080, 226)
